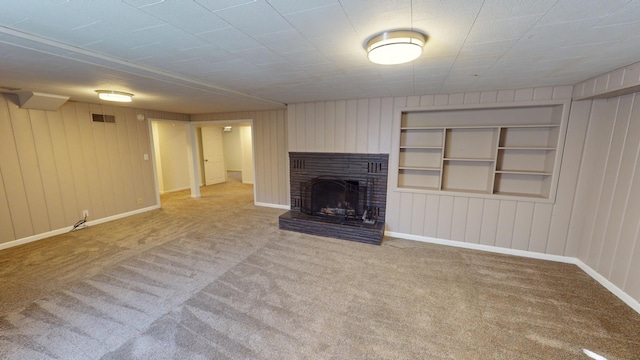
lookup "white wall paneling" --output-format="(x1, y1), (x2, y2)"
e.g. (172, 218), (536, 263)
(191, 109), (288, 207)
(0, 94), (180, 246)
(287, 86), (579, 257)
(571, 92), (640, 302)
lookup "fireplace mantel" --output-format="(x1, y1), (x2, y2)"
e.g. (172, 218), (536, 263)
(279, 152), (389, 245)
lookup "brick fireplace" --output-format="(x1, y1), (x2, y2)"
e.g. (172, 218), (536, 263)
(278, 152), (388, 245)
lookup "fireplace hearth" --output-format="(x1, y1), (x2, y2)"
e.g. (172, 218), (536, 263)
(279, 152), (388, 245)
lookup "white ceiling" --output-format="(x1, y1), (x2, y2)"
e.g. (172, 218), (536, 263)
(1, 0), (639, 114)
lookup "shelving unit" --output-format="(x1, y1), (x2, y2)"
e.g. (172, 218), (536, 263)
(394, 101), (569, 202)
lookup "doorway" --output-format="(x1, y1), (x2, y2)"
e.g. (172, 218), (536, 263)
(150, 119), (255, 202)
(196, 122), (254, 188)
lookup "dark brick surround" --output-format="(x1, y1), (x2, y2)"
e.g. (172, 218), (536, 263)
(279, 152), (389, 245)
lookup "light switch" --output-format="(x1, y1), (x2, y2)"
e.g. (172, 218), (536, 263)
(143, 154), (149, 160)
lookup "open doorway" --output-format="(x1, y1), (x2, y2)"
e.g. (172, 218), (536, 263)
(150, 119), (255, 203)
(196, 122), (254, 189)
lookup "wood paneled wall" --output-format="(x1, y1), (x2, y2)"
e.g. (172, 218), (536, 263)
(569, 92), (640, 301)
(287, 86), (590, 257)
(190, 109), (288, 206)
(0, 94), (184, 245)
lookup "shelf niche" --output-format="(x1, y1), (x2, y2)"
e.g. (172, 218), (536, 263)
(395, 100), (569, 202)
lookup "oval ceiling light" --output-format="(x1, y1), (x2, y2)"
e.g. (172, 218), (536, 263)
(96, 90), (133, 102)
(366, 30), (427, 65)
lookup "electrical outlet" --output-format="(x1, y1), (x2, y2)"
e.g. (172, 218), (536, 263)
(137, 198), (143, 205)
(82, 210), (89, 218)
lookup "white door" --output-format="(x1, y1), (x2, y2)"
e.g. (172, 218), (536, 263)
(201, 126), (226, 185)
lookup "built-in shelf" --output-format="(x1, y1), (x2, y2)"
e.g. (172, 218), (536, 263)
(394, 100), (569, 202)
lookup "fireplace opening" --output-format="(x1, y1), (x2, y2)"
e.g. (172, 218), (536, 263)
(300, 177), (377, 224)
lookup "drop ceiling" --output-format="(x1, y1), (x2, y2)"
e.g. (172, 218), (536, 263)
(1, 0), (639, 114)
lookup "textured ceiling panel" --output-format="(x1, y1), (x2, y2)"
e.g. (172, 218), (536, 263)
(0, 0), (638, 114)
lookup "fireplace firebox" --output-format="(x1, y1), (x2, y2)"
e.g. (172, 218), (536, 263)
(279, 152), (388, 245)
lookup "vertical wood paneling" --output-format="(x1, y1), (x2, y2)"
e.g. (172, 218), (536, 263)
(450, 197), (468, 241)
(304, 103), (315, 152)
(277, 110), (288, 205)
(480, 90), (498, 103)
(76, 102), (106, 219)
(114, 107), (137, 211)
(626, 240), (640, 300)
(398, 192), (413, 234)
(548, 100), (591, 256)
(479, 199), (499, 246)
(436, 196), (454, 239)
(419, 95), (434, 107)
(356, 99), (368, 153)
(334, 100), (346, 152)
(287, 106), (297, 152)
(0, 95), (169, 244)
(345, 100), (357, 153)
(497, 89), (516, 102)
(515, 88), (534, 101)
(598, 95), (635, 274)
(314, 103), (325, 153)
(136, 110), (155, 207)
(379, 97), (394, 153)
(270, 111), (279, 204)
(610, 95), (640, 285)
(47, 109), (79, 224)
(410, 193), (426, 236)
(533, 86), (554, 100)
(8, 103), (50, 235)
(423, 194), (439, 237)
(367, 98), (381, 154)
(29, 110), (66, 230)
(261, 112), (273, 202)
(495, 201), (517, 249)
(295, 104), (306, 152)
(449, 93), (465, 105)
(587, 98), (628, 266)
(0, 97), (31, 239)
(105, 110), (126, 214)
(529, 204), (553, 253)
(462, 92), (478, 104)
(512, 202), (534, 250)
(464, 198), (484, 244)
(577, 100), (617, 260)
(0, 172), (15, 241)
(91, 104), (116, 215)
(324, 102), (335, 150)
(253, 112), (265, 202)
(61, 103), (92, 220)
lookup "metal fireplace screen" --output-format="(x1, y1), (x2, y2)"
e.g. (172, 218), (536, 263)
(300, 177), (368, 221)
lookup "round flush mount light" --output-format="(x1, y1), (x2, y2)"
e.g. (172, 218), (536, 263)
(366, 30), (427, 65)
(96, 90), (133, 102)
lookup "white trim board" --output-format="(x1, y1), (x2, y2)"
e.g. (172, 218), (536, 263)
(386, 231), (640, 315)
(255, 202), (290, 210)
(0, 205), (160, 251)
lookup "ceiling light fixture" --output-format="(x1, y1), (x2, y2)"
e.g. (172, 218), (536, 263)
(96, 90), (133, 102)
(366, 30), (427, 65)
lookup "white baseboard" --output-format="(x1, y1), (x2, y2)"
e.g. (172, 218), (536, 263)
(0, 205), (160, 251)
(385, 231), (640, 315)
(254, 202), (290, 210)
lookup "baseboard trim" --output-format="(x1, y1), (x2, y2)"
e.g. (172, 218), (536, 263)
(254, 202), (290, 210)
(0, 205), (160, 251)
(385, 231), (640, 315)
(573, 260), (640, 314)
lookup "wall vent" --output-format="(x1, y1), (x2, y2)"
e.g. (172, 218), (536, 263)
(92, 113), (115, 123)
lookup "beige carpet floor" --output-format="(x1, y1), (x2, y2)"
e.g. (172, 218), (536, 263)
(1, 173), (639, 359)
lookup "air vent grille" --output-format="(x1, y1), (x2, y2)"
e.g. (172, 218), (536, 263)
(92, 113), (115, 123)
